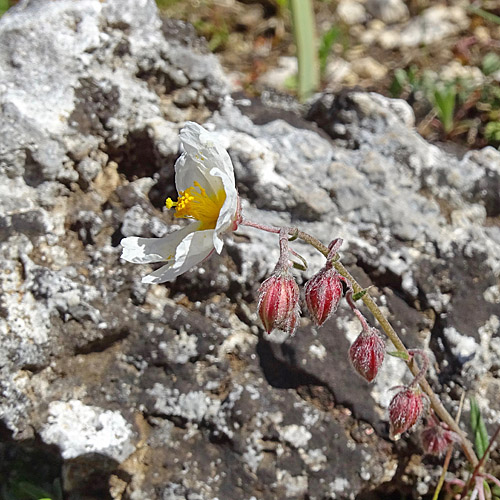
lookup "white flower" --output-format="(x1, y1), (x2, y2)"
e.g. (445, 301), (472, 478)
(121, 122), (239, 284)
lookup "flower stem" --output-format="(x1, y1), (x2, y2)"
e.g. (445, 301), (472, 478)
(408, 349), (430, 389)
(346, 291), (371, 333)
(240, 218), (479, 466)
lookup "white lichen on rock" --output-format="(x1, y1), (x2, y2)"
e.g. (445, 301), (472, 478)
(40, 400), (136, 461)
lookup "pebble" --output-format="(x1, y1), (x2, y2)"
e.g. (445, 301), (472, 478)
(350, 56), (388, 80)
(365, 0), (409, 24)
(336, 0), (367, 25)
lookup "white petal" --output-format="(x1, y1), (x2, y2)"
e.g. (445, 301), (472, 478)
(120, 222), (200, 264)
(211, 166), (239, 253)
(142, 229), (215, 284)
(175, 122), (235, 195)
(174, 151), (224, 199)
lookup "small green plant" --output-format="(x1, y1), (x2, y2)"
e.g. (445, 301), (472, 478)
(470, 396), (490, 461)
(390, 62), (500, 146)
(432, 83), (457, 135)
(482, 52), (500, 76)
(0, 442), (63, 500)
(193, 19), (229, 52)
(389, 65), (435, 99)
(318, 25), (342, 76)
(1, 480), (62, 500)
(485, 121), (500, 143)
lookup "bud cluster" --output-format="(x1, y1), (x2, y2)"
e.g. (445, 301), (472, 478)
(257, 237), (386, 384)
(256, 235), (436, 442)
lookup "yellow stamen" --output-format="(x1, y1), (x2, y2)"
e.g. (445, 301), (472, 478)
(165, 181), (225, 230)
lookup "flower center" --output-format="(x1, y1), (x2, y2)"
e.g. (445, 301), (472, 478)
(166, 181), (226, 230)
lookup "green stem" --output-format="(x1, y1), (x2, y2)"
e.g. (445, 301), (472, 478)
(289, 0), (319, 101)
(240, 219), (479, 466)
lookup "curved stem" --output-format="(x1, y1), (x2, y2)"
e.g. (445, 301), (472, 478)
(240, 219), (479, 466)
(408, 349), (430, 389)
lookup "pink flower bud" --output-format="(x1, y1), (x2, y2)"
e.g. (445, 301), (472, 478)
(389, 387), (424, 438)
(349, 328), (385, 382)
(421, 415), (460, 456)
(258, 273), (300, 335)
(304, 268), (343, 326)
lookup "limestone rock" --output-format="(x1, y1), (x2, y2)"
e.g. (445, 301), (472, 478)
(1, 0), (499, 499)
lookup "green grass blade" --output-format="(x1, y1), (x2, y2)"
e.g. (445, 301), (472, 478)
(468, 6), (500, 25)
(470, 396), (489, 460)
(289, 0), (319, 101)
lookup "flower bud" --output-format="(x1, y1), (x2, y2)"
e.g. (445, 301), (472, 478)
(421, 415), (460, 456)
(258, 273), (300, 335)
(349, 328), (385, 382)
(389, 387), (424, 438)
(304, 268), (343, 326)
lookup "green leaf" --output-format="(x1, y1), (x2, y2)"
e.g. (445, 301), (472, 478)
(351, 289), (368, 301)
(289, 0), (319, 101)
(318, 26), (341, 75)
(485, 121), (500, 143)
(387, 351), (410, 361)
(389, 68), (408, 97)
(433, 85), (457, 134)
(470, 396), (489, 460)
(482, 52), (500, 76)
(16, 481), (54, 500)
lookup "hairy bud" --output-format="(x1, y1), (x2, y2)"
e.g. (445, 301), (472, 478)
(421, 415), (460, 456)
(258, 273), (300, 335)
(349, 328), (385, 382)
(389, 387), (424, 438)
(304, 268), (343, 326)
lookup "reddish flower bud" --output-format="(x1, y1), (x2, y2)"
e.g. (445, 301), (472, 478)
(389, 387), (424, 438)
(421, 415), (460, 456)
(349, 328), (385, 382)
(258, 273), (300, 335)
(304, 268), (343, 326)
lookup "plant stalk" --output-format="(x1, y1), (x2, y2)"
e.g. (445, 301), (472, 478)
(240, 219), (479, 466)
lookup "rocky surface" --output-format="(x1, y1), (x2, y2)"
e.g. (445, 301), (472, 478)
(1, 1), (499, 499)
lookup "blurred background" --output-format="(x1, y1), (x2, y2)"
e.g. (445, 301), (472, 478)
(2, 0), (499, 148)
(156, 0), (500, 149)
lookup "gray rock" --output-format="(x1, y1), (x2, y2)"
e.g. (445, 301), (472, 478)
(1, 0), (499, 499)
